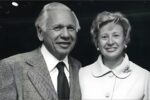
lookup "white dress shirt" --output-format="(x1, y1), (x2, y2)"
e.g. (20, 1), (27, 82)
(79, 54), (150, 100)
(41, 45), (69, 92)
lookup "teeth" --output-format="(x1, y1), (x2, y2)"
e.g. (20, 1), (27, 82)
(106, 48), (116, 52)
(59, 43), (70, 48)
(60, 43), (70, 45)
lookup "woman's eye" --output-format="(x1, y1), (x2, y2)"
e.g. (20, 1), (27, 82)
(101, 35), (107, 39)
(113, 34), (119, 37)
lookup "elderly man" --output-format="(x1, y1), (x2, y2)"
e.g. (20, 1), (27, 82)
(0, 2), (81, 100)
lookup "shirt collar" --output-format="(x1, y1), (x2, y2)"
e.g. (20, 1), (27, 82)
(41, 44), (69, 72)
(92, 54), (132, 79)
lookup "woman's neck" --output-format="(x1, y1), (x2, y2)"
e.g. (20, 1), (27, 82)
(102, 54), (124, 69)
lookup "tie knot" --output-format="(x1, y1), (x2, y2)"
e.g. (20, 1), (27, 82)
(56, 62), (65, 72)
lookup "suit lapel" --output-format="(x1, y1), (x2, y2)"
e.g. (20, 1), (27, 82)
(68, 57), (81, 100)
(27, 49), (58, 100)
(26, 50), (81, 100)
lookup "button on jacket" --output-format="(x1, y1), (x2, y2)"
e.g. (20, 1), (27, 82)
(79, 54), (150, 100)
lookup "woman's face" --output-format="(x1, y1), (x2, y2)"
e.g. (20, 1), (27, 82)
(98, 22), (126, 60)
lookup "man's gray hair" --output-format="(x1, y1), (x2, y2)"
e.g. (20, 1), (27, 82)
(35, 2), (80, 32)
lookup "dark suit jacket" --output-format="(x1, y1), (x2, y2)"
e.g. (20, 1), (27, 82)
(0, 48), (81, 100)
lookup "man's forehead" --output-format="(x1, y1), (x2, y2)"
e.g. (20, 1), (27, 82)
(47, 9), (74, 19)
(46, 10), (76, 25)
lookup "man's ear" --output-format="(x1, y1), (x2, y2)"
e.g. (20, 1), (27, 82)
(36, 26), (44, 41)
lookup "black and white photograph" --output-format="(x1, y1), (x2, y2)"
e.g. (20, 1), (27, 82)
(0, 0), (150, 100)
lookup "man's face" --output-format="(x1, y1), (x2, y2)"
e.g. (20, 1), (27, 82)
(39, 10), (77, 60)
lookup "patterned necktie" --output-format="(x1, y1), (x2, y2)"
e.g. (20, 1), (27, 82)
(56, 62), (70, 100)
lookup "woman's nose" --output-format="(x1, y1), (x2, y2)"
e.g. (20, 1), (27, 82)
(107, 37), (114, 45)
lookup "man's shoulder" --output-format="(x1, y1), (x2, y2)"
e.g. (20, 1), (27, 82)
(69, 56), (81, 64)
(68, 56), (82, 68)
(0, 48), (40, 64)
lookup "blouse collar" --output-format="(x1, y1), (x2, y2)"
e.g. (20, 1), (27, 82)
(92, 54), (132, 79)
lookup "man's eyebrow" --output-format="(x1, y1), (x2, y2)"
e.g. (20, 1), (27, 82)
(67, 25), (75, 27)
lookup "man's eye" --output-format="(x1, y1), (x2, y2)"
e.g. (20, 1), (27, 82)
(67, 26), (75, 31)
(53, 26), (63, 31)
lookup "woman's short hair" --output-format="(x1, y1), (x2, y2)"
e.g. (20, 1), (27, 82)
(35, 2), (80, 32)
(90, 11), (131, 48)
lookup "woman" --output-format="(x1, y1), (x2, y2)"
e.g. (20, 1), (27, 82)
(79, 11), (150, 100)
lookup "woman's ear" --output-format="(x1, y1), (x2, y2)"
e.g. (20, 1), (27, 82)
(123, 39), (128, 49)
(36, 26), (44, 41)
(96, 40), (100, 51)
(124, 43), (127, 49)
(97, 47), (100, 51)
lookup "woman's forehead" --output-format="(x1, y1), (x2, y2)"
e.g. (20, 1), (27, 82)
(103, 22), (122, 29)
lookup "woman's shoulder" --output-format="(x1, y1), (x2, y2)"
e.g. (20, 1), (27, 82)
(79, 62), (97, 75)
(130, 61), (150, 77)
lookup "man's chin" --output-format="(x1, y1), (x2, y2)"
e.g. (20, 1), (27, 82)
(57, 49), (72, 55)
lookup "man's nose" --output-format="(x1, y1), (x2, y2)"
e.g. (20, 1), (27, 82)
(61, 27), (70, 37)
